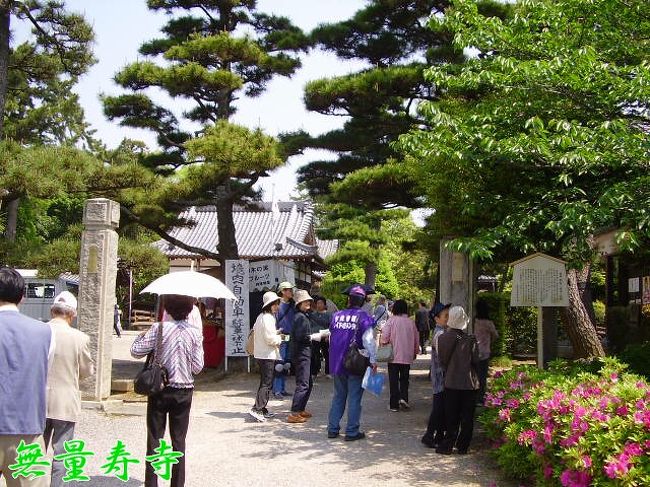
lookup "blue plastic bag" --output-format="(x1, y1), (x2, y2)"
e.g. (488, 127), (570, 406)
(362, 367), (385, 396)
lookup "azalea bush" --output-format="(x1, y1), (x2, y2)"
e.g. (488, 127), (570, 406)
(480, 358), (650, 486)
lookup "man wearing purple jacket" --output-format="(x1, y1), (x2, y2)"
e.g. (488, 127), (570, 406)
(327, 284), (377, 441)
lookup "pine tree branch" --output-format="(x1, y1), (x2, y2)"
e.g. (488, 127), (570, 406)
(120, 204), (221, 260)
(224, 173), (260, 201)
(15, 2), (72, 73)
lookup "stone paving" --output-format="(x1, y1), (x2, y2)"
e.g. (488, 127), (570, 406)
(2, 336), (514, 487)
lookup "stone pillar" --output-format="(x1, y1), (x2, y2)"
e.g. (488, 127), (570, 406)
(439, 238), (476, 330)
(78, 198), (120, 401)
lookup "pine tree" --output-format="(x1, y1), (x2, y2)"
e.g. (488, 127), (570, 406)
(290, 0), (478, 286)
(0, 0), (95, 241)
(103, 0), (308, 261)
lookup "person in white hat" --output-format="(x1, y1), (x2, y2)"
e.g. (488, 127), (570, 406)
(273, 281), (295, 399)
(435, 306), (479, 455)
(249, 291), (284, 422)
(288, 289), (317, 424)
(44, 291), (95, 487)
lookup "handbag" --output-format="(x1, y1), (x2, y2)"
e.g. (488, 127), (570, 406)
(376, 343), (394, 363)
(344, 335), (370, 376)
(134, 322), (169, 396)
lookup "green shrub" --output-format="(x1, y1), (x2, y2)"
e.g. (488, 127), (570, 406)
(478, 291), (537, 356)
(480, 358), (650, 486)
(618, 342), (650, 379)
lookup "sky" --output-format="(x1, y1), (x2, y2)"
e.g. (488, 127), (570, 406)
(15, 0), (368, 201)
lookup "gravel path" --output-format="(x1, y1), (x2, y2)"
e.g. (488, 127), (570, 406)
(2, 354), (513, 487)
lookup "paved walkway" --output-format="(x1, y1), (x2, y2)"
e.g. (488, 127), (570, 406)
(2, 339), (513, 487)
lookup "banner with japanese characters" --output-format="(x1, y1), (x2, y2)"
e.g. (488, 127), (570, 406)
(225, 259), (250, 357)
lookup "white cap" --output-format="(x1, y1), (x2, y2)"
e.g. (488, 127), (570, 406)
(52, 291), (78, 311)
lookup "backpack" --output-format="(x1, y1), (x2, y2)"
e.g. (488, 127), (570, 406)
(245, 328), (255, 356)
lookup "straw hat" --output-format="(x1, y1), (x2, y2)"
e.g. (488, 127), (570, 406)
(262, 291), (281, 309)
(294, 289), (313, 306)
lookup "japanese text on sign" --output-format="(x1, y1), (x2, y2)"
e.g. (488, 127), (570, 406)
(225, 259), (250, 357)
(249, 259), (275, 291)
(510, 253), (569, 307)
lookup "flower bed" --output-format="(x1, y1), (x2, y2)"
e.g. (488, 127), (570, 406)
(480, 358), (650, 486)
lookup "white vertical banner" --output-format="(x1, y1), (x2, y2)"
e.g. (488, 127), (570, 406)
(225, 259), (250, 357)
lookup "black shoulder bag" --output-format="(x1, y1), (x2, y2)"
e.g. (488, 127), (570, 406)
(344, 323), (370, 375)
(134, 322), (169, 396)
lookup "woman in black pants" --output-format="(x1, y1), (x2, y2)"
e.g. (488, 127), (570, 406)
(436, 306), (479, 455)
(288, 290), (315, 424)
(131, 294), (204, 487)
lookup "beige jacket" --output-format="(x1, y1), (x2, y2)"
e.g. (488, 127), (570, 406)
(46, 318), (95, 422)
(253, 312), (282, 360)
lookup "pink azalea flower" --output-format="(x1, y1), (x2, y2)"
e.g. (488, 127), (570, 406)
(610, 373), (619, 383)
(506, 398), (520, 409)
(616, 405), (629, 416)
(533, 437), (546, 454)
(560, 469), (592, 487)
(543, 424), (554, 444)
(623, 442), (643, 457)
(543, 463), (553, 479)
(517, 429), (536, 445)
(498, 408), (511, 422)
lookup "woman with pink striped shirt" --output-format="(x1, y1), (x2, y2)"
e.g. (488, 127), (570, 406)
(380, 300), (420, 412)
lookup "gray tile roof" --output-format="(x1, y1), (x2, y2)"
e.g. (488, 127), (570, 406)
(155, 201), (338, 261)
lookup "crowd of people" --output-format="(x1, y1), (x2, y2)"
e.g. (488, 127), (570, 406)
(247, 281), (500, 455)
(0, 264), (499, 487)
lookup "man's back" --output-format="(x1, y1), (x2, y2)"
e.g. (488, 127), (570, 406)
(329, 307), (374, 375)
(0, 308), (52, 435)
(46, 319), (94, 423)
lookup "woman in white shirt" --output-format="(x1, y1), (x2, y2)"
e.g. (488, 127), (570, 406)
(249, 291), (283, 422)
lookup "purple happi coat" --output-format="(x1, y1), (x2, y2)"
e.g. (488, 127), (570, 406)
(328, 307), (374, 376)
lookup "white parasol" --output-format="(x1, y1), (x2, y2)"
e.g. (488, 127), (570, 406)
(140, 271), (237, 300)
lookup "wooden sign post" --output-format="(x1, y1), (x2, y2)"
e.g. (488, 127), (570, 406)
(510, 253), (569, 369)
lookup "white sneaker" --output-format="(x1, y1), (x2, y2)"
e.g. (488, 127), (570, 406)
(249, 408), (266, 422)
(399, 399), (411, 410)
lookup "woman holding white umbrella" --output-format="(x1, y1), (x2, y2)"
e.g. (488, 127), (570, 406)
(132, 271), (233, 487)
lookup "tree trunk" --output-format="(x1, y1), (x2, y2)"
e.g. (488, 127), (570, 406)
(215, 194), (238, 263)
(559, 267), (605, 358)
(364, 261), (377, 289)
(5, 197), (18, 242)
(576, 263), (597, 326)
(0, 5), (10, 137)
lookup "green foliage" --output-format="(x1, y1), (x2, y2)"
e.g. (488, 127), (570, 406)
(3, 0), (96, 145)
(477, 291), (537, 356)
(381, 217), (435, 304)
(618, 342), (650, 380)
(320, 256), (399, 310)
(185, 121), (284, 179)
(481, 359), (650, 486)
(399, 0), (650, 266)
(116, 236), (169, 309)
(296, 0), (467, 205)
(320, 262), (366, 310)
(102, 1), (307, 259)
